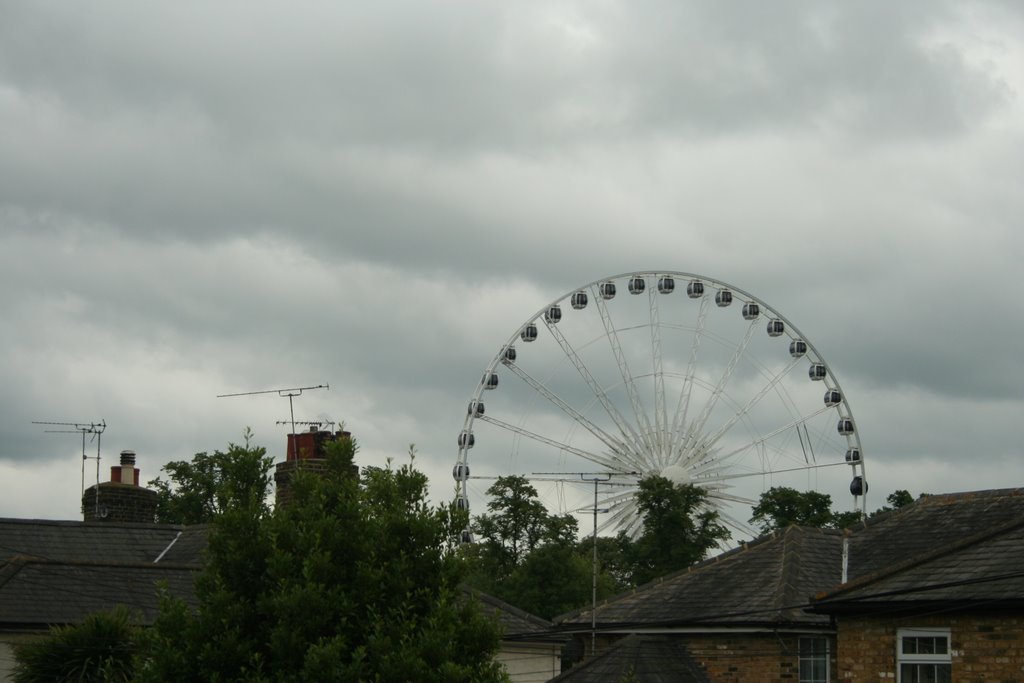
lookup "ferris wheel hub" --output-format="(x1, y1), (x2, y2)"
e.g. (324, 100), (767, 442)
(660, 464), (691, 485)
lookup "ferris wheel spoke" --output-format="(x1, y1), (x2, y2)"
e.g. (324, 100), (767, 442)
(711, 509), (758, 539)
(706, 459), (847, 483)
(667, 294), (710, 465)
(677, 319), (759, 463)
(543, 320), (654, 467)
(697, 354), (804, 457)
(700, 489), (757, 505)
(595, 489), (638, 515)
(649, 288), (668, 466)
(501, 360), (638, 461)
(699, 405), (834, 474)
(601, 499), (644, 536)
(577, 487), (643, 536)
(477, 414), (642, 473)
(586, 290), (659, 459)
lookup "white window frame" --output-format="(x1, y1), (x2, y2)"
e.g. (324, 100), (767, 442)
(798, 636), (830, 683)
(897, 628), (951, 683)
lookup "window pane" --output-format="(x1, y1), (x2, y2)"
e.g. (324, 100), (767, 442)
(799, 660), (827, 683)
(900, 663), (952, 683)
(902, 635), (949, 656)
(799, 637), (828, 683)
(800, 636), (828, 656)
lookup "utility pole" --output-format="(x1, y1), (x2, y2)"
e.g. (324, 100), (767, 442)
(529, 469), (638, 656)
(581, 473), (611, 656)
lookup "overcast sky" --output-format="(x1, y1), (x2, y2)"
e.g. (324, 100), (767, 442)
(1, 1), (1021, 529)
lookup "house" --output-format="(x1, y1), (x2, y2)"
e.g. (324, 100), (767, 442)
(0, 517), (205, 678)
(473, 589), (567, 683)
(557, 488), (1024, 682)
(0, 448), (203, 678)
(810, 491), (1024, 681)
(557, 525), (845, 681)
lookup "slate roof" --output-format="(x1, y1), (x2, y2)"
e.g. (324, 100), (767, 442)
(559, 488), (1024, 632)
(0, 557), (198, 626)
(0, 518), (186, 564)
(843, 488), (1024, 583)
(0, 518), (203, 629)
(812, 515), (1024, 614)
(152, 525), (209, 564)
(559, 526), (843, 630)
(548, 635), (708, 682)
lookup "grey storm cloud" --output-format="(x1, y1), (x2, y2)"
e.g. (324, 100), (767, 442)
(0, 0), (1021, 524)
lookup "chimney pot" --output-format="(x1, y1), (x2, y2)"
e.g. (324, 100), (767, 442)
(120, 450), (137, 467)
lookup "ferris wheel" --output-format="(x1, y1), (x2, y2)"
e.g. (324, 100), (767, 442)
(454, 271), (866, 540)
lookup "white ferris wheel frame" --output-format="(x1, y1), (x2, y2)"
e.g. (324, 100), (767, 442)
(454, 270), (867, 538)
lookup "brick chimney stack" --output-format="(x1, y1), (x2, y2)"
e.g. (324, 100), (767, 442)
(274, 428), (354, 508)
(83, 449), (159, 524)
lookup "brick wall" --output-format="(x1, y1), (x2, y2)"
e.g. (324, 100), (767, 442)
(274, 458), (333, 508)
(575, 632), (838, 682)
(835, 611), (1024, 681)
(82, 482), (158, 523)
(686, 633), (834, 682)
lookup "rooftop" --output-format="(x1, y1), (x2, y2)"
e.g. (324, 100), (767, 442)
(560, 488), (1024, 631)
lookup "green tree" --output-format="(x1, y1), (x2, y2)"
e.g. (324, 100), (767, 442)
(500, 542), (601, 620)
(148, 428), (274, 524)
(141, 438), (508, 682)
(888, 489), (913, 508)
(465, 475), (624, 618)
(879, 489), (914, 512)
(830, 509), (863, 529)
(13, 608), (138, 682)
(472, 476), (569, 573)
(751, 486), (919, 532)
(749, 486), (836, 534)
(582, 534), (635, 592)
(624, 476), (731, 586)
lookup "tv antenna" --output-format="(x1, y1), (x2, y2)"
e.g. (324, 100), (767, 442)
(274, 419), (336, 431)
(217, 383), (329, 435)
(33, 419), (106, 515)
